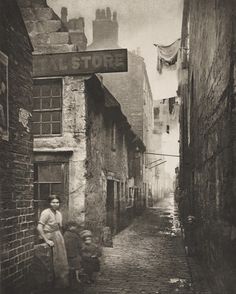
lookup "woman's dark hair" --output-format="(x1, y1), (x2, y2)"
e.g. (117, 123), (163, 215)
(48, 194), (61, 204)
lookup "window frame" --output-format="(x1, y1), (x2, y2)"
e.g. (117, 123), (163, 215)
(34, 162), (64, 200)
(32, 78), (63, 137)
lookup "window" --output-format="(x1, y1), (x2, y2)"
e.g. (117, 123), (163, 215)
(34, 163), (64, 200)
(34, 163), (65, 219)
(153, 107), (160, 120)
(32, 79), (62, 136)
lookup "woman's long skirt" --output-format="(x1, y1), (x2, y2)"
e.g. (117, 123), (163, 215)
(46, 230), (69, 288)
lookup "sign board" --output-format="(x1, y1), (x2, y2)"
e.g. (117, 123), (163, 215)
(33, 49), (128, 77)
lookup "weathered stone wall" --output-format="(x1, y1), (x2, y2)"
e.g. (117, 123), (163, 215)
(87, 8), (154, 204)
(33, 76), (88, 224)
(0, 1), (34, 291)
(85, 79), (132, 239)
(179, 0), (236, 292)
(18, 0), (88, 225)
(18, 0), (87, 53)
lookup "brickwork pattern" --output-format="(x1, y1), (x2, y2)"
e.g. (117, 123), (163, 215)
(0, 1), (34, 291)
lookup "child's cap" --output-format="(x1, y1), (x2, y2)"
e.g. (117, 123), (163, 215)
(80, 230), (92, 239)
(65, 221), (79, 230)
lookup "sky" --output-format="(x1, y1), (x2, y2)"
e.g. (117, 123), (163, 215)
(48, 0), (183, 100)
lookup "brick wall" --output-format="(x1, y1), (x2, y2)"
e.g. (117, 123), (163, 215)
(179, 0), (236, 292)
(0, 1), (34, 292)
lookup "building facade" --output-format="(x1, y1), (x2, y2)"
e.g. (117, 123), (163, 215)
(178, 0), (236, 292)
(87, 8), (154, 202)
(32, 74), (145, 242)
(19, 1), (146, 243)
(0, 1), (34, 292)
(152, 98), (180, 203)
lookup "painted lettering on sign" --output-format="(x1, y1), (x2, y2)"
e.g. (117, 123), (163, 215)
(33, 49), (128, 77)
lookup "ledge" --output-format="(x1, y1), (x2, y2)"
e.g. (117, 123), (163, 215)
(33, 148), (74, 153)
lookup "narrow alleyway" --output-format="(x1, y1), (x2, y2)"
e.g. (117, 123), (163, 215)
(85, 196), (211, 294)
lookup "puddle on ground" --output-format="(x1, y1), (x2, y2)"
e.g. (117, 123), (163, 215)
(158, 231), (177, 237)
(169, 278), (192, 290)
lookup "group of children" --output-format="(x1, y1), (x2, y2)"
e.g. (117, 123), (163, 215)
(63, 222), (102, 288)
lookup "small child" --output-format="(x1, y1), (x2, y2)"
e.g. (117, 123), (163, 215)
(80, 230), (102, 283)
(64, 222), (83, 289)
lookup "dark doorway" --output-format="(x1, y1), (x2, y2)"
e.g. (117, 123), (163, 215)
(117, 182), (121, 231)
(106, 180), (115, 233)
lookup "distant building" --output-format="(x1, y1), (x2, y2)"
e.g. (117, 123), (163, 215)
(88, 7), (119, 50)
(87, 7), (154, 203)
(152, 98), (180, 203)
(0, 0), (34, 292)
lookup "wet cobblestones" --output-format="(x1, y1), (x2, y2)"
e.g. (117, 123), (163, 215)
(85, 196), (212, 294)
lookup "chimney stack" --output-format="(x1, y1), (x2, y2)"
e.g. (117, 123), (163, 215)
(90, 7), (119, 49)
(61, 7), (68, 26)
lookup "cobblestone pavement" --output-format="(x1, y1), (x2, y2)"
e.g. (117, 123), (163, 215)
(85, 196), (212, 294)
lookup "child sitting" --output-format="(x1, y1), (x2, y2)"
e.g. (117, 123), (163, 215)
(63, 222), (83, 289)
(80, 230), (102, 283)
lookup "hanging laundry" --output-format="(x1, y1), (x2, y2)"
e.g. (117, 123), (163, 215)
(154, 39), (181, 74)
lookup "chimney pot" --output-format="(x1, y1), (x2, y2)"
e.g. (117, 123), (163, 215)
(113, 11), (117, 21)
(96, 9), (100, 19)
(91, 7), (119, 48)
(61, 7), (68, 26)
(78, 17), (85, 30)
(106, 7), (111, 20)
(101, 9), (106, 19)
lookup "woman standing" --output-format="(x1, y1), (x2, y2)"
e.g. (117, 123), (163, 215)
(37, 195), (69, 289)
